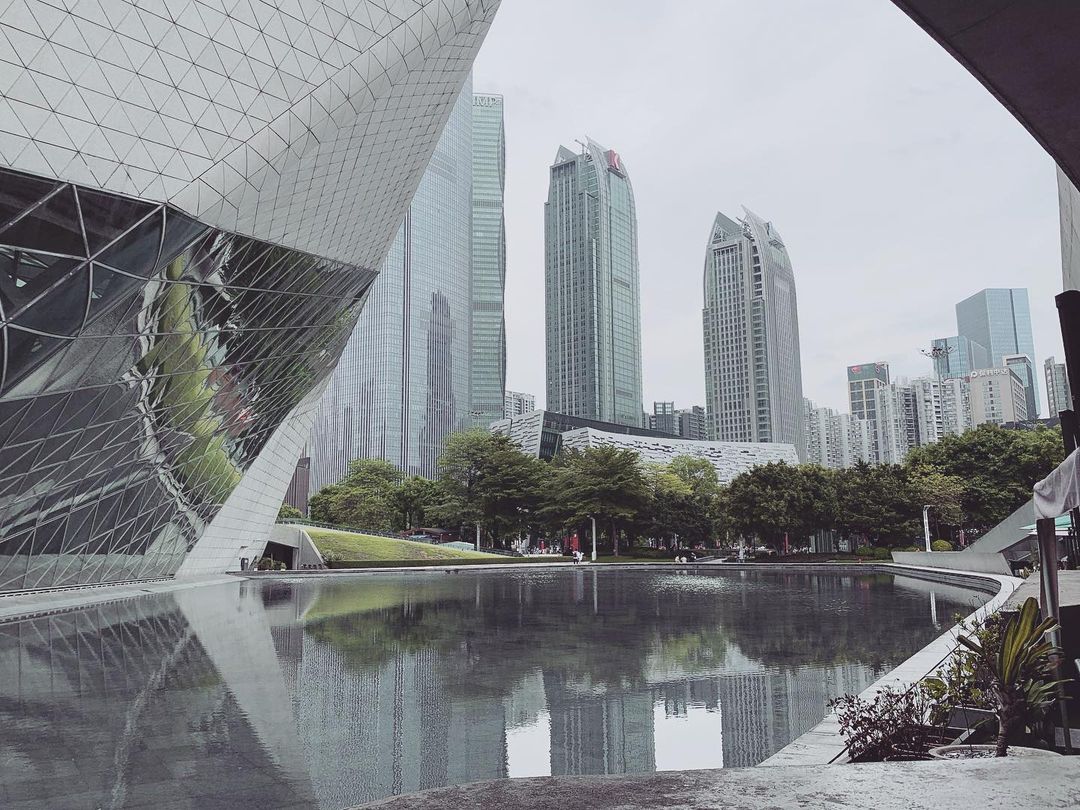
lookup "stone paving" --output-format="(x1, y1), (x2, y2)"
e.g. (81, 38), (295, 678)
(352, 758), (1080, 809)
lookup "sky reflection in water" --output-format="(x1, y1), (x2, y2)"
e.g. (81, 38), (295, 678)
(0, 569), (986, 809)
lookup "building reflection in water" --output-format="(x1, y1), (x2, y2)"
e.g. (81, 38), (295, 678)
(0, 570), (986, 809)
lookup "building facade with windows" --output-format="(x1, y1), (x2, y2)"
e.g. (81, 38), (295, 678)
(802, 399), (873, 469)
(969, 367), (1030, 426)
(703, 210), (805, 458)
(470, 93), (507, 427)
(1045, 356), (1072, 416)
(308, 81), (475, 488)
(503, 390), (536, 420)
(545, 140), (643, 427)
(956, 288), (1040, 416)
(0, 0), (499, 591)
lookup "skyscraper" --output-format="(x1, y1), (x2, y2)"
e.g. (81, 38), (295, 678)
(471, 93), (507, 426)
(703, 210), (805, 457)
(309, 81), (475, 488)
(651, 402), (678, 435)
(1003, 354), (1038, 420)
(956, 288), (1040, 416)
(545, 139), (643, 427)
(1045, 357), (1073, 416)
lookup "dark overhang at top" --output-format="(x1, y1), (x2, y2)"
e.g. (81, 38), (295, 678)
(890, 1), (1080, 187)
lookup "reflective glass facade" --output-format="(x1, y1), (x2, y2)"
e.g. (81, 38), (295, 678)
(545, 140), (643, 427)
(0, 0), (499, 590)
(309, 81), (475, 486)
(471, 94), (507, 426)
(703, 209), (806, 458)
(930, 335), (989, 379)
(955, 288), (1040, 416)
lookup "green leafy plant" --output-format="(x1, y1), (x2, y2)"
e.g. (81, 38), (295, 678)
(931, 539), (953, 552)
(829, 686), (934, 761)
(924, 613), (1005, 725)
(954, 597), (1066, 756)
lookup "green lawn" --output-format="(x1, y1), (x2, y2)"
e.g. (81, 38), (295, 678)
(305, 528), (502, 561)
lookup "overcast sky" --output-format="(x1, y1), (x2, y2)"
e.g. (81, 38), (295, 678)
(471, 0), (1064, 415)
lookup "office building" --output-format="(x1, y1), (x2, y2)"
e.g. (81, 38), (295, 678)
(1003, 354), (1038, 421)
(956, 288), (1040, 416)
(929, 336), (989, 379)
(651, 402), (677, 434)
(677, 406), (708, 441)
(545, 140), (643, 426)
(847, 363), (890, 424)
(968, 367), (1030, 426)
(504, 391), (537, 420)
(309, 81), (475, 487)
(0, 0), (497, 591)
(703, 210), (806, 458)
(1045, 357), (1073, 416)
(471, 93), (508, 426)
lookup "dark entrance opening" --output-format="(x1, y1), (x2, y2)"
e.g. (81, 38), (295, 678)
(261, 541), (295, 569)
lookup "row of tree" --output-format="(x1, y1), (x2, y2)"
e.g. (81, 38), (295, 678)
(302, 424), (1064, 553)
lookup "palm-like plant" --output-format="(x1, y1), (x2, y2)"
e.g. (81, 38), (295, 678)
(956, 597), (1066, 756)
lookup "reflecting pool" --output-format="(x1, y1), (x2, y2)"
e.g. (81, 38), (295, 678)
(0, 569), (987, 809)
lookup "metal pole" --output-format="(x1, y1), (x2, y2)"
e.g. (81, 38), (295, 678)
(475, 523), (480, 552)
(590, 516), (597, 562)
(1037, 517), (1072, 753)
(922, 505), (932, 552)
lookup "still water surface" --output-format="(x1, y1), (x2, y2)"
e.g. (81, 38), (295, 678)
(0, 569), (986, 809)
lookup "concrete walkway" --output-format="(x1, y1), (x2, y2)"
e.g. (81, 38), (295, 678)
(0, 575), (237, 623)
(352, 758), (1080, 809)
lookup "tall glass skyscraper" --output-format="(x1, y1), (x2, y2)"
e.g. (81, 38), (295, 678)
(955, 288), (1040, 416)
(703, 210), (806, 458)
(470, 94), (507, 426)
(929, 336), (989, 379)
(309, 80), (475, 488)
(545, 139), (643, 426)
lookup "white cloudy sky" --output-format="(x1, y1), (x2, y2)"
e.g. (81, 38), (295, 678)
(471, 0), (1064, 415)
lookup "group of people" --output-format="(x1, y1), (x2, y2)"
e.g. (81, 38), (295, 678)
(571, 549), (588, 564)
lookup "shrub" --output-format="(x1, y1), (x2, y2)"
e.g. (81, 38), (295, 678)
(830, 686), (934, 761)
(931, 539), (953, 552)
(854, 546), (875, 558)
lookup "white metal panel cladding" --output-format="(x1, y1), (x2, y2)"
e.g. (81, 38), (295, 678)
(0, 0), (500, 590)
(0, 0), (500, 265)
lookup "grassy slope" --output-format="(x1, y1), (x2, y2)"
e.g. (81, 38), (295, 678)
(305, 528), (502, 561)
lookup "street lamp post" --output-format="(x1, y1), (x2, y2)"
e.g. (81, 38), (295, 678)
(590, 515), (597, 562)
(922, 505), (933, 552)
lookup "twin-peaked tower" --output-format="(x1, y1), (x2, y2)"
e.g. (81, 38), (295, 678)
(702, 210), (806, 459)
(545, 140), (643, 427)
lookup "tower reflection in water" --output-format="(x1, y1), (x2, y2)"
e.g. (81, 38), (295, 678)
(0, 570), (984, 809)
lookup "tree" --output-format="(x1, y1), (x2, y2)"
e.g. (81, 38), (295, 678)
(644, 465), (693, 544)
(834, 463), (920, 548)
(307, 458), (402, 531)
(437, 430), (546, 546)
(392, 476), (441, 532)
(549, 446), (649, 556)
(277, 503), (303, 520)
(907, 424), (1064, 535)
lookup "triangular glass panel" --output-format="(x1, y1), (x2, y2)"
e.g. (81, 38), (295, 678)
(94, 210), (163, 277)
(0, 184), (84, 256)
(159, 207), (209, 269)
(76, 186), (157, 256)
(0, 169), (58, 233)
(11, 262), (90, 335)
(0, 247), (85, 316)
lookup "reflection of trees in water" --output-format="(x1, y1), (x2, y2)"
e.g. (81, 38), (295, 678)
(301, 571), (976, 697)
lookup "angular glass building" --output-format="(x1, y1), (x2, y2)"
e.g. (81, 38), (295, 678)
(545, 139), (643, 427)
(0, 0), (499, 591)
(955, 288), (1040, 416)
(308, 79), (475, 488)
(470, 93), (507, 427)
(703, 209), (806, 458)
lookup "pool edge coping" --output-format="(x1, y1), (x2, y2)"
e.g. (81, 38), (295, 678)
(758, 563), (1023, 767)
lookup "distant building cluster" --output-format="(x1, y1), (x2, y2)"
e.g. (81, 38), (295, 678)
(803, 287), (1052, 469)
(645, 402), (708, 441)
